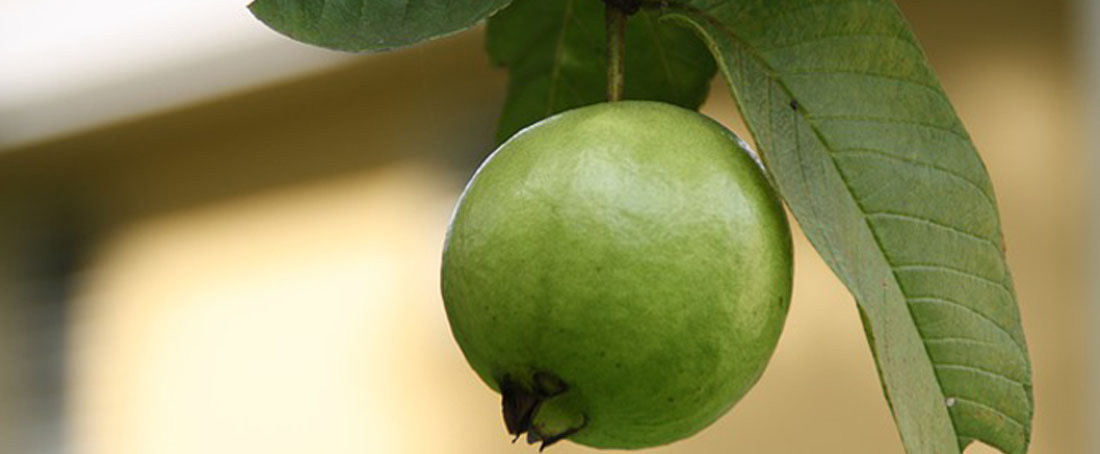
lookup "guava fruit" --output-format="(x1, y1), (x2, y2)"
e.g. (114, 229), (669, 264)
(441, 101), (792, 450)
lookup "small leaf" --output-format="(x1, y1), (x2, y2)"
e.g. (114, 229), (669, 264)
(248, 0), (514, 52)
(488, 0), (716, 143)
(659, 0), (1033, 453)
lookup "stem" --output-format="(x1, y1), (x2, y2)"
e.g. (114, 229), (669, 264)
(605, 3), (627, 102)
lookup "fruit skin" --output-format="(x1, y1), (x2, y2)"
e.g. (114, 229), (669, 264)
(442, 101), (792, 449)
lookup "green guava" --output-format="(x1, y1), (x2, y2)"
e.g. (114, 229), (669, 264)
(441, 101), (792, 450)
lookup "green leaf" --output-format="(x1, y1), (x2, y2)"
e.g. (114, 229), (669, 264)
(658, 1), (1033, 453)
(248, 0), (514, 52)
(488, 0), (716, 143)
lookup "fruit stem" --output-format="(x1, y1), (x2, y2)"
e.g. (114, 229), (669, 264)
(604, 1), (628, 102)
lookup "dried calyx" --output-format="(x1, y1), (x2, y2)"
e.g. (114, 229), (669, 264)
(500, 373), (587, 451)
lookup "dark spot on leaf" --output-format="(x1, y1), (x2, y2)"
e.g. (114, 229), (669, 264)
(789, 100), (799, 111)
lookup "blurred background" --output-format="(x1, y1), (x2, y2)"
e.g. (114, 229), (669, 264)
(0, 0), (1094, 453)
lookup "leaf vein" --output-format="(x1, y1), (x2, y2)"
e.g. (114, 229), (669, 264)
(934, 363), (1025, 388)
(758, 32), (921, 55)
(949, 397), (1027, 430)
(864, 211), (1000, 253)
(782, 68), (943, 100)
(833, 148), (998, 211)
(908, 297), (1026, 355)
(706, 0), (895, 43)
(806, 114), (969, 143)
(893, 263), (1012, 296)
(923, 336), (998, 347)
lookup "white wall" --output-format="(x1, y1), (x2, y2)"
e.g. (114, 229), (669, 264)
(0, 1), (355, 149)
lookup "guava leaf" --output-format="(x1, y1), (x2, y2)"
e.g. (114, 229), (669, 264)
(248, 0), (513, 52)
(488, 0), (716, 143)
(659, 1), (1033, 453)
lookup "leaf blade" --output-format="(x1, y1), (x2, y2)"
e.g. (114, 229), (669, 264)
(661, 0), (1033, 452)
(488, 0), (716, 143)
(248, 0), (514, 52)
